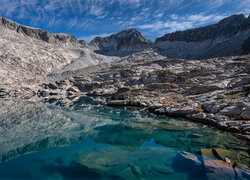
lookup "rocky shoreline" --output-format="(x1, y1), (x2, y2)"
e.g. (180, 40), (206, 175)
(107, 99), (250, 141)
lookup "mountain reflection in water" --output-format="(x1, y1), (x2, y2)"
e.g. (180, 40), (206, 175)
(0, 96), (249, 180)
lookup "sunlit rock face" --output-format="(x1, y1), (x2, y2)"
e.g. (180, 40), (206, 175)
(0, 16), (115, 87)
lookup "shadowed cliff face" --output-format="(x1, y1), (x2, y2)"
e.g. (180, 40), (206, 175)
(242, 37), (250, 55)
(155, 14), (250, 43)
(154, 14), (250, 59)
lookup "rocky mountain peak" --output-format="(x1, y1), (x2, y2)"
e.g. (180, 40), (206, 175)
(115, 28), (142, 38)
(89, 28), (152, 57)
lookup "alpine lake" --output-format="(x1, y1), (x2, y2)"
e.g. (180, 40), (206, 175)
(0, 96), (249, 180)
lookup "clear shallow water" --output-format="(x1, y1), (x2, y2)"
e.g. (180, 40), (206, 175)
(0, 96), (249, 180)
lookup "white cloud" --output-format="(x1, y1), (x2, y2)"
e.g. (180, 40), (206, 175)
(137, 13), (227, 34)
(137, 20), (193, 33)
(79, 33), (113, 42)
(0, 0), (248, 40)
(89, 5), (106, 18)
(207, 0), (228, 8)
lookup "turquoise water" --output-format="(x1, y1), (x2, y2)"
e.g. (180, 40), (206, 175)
(0, 96), (249, 180)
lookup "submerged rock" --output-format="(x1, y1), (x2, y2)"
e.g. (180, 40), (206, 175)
(115, 167), (137, 180)
(174, 152), (202, 169)
(151, 165), (173, 175)
(75, 147), (129, 175)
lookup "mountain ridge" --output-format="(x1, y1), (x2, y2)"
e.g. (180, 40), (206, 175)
(0, 16), (87, 47)
(155, 14), (250, 43)
(87, 14), (250, 59)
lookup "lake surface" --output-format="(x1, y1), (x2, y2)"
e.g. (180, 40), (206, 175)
(0, 96), (249, 180)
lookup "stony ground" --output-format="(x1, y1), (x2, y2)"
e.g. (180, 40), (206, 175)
(23, 52), (250, 141)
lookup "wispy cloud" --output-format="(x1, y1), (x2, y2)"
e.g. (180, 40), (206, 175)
(137, 13), (227, 34)
(0, 0), (248, 41)
(79, 33), (113, 42)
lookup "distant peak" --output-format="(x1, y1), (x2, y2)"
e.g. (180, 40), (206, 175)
(126, 28), (138, 33)
(114, 28), (142, 38)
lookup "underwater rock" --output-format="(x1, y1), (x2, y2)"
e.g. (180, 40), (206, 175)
(47, 172), (63, 180)
(200, 149), (217, 159)
(115, 167), (137, 180)
(151, 165), (173, 175)
(129, 164), (143, 177)
(174, 151), (202, 169)
(212, 148), (236, 162)
(75, 147), (129, 174)
(187, 133), (203, 138)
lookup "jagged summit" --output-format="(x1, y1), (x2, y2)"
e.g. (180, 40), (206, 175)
(0, 16), (87, 46)
(89, 28), (153, 57)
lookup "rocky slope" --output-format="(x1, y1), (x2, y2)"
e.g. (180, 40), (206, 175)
(89, 28), (153, 57)
(0, 16), (114, 87)
(36, 53), (250, 140)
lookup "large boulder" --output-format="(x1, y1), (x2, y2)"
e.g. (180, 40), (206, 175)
(204, 160), (235, 180)
(185, 85), (222, 95)
(165, 107), (195, 117)
(241, 111), (250, 120)
(218, 106), (244, 118)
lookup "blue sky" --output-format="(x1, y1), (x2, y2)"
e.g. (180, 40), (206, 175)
(0, 0), (249, 42)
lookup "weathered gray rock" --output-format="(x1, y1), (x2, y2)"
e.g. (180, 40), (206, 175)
(190, 112), (206, 120)
(204, 160), (235, 180)
(219, 106), (244, 118)
(241, 111), (250, 120)
(210, 103), (229, 113)
(165, 107), (195, 117)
